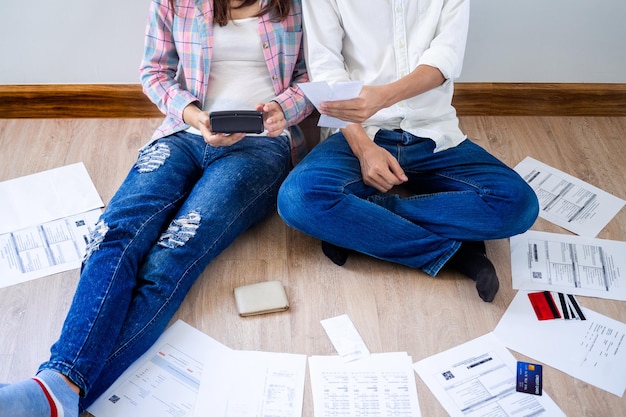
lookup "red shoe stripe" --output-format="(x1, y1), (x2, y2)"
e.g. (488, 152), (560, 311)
(32, 378), (58, 417)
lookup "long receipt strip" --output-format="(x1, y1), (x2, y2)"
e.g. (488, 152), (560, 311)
(320, 314), (370, 362)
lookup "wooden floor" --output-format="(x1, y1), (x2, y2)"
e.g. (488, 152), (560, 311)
(1, 116), (625, 416)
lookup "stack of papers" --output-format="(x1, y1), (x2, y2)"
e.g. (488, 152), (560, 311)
(89, 321), (308, 417)
(309, 353), (421, 417)
(88, 320), (230, 416)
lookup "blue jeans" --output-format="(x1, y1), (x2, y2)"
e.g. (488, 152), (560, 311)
(39, 131), (291, 410)
(277, 129), (539, 275)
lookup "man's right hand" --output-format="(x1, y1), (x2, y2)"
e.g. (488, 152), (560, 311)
(343, 125), (408, 193)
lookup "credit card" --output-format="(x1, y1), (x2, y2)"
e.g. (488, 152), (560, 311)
(527, 291), (586, 321)
(516, 361), (543, 395)
(557, 292), (569, 319)
(567, 293), (586, 320)
(528, 291), (561, 320)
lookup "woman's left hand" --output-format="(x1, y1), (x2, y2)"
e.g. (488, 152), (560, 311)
(258, 102), (287, 137)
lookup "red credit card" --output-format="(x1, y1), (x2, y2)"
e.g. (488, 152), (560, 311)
(528, 291), (562, 320)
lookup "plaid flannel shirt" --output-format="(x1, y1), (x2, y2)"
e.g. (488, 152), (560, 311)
(140, 0), (314, 164)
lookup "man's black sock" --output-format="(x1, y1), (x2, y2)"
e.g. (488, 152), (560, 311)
(321, 241), (350, 266)
(447, 241), (499, 302)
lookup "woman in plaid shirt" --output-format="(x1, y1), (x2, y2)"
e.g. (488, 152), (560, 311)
(0, 1), (313, 416)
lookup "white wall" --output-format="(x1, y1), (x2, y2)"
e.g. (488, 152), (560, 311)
(462, 0), (626, 82)
(1, 0), (625, 84)
(0, 0), (151, 84)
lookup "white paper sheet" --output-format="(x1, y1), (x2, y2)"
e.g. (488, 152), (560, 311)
(513, 156), (625, 237)
(309, 352), (422, 417)
(88, 320), (231, 417)
(0, 163), (104, 288)
(413, 333), (566, 417)
(494, 291), (626, 396)
(510, 230), (626, 301)
(0, 209), (102, 288)
(297, 81), (364, 128)
(320, 314), (370, 362)
(0, 162), (104, 235)
(193, 349), (307, 417)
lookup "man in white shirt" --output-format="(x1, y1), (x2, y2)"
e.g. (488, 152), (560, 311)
(277, 0), (539, 302)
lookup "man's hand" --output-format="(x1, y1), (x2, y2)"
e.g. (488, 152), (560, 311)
(357, 142), (408, 192)
(319, 85), (387, 123)
(318, 65), (446, 124)
(343, 125), (408, 193)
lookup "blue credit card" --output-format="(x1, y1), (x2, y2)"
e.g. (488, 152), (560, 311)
(516, 361), (543, 395)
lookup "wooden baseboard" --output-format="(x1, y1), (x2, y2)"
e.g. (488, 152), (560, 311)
(1, 83), (625, 118)
(452, 83), (626, 116)
(0, 84), (160, 119)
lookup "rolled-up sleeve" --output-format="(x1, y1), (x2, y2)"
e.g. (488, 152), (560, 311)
(416, 0), (469, 82)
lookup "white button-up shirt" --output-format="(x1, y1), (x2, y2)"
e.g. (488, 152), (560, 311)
(302, 0), (469, 152)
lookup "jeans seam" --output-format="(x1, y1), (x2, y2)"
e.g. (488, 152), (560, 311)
(422, 240), (461, 276)
(434, 171), (490, 195)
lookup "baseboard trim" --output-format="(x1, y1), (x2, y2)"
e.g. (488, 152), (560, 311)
(0, 84), (160, 119)
(452, 83), (626, 116)
(1, 83), (625, 118)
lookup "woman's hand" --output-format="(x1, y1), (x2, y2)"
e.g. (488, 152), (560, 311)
(258, 101), (287, 137)
(184, 104), (246, 146)
(183, 101), (287, 146)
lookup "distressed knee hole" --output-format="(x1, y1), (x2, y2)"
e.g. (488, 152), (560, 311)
(135, 142), (171, 173)
(83, 219), (109, 261)
(158, 210), (202, 249)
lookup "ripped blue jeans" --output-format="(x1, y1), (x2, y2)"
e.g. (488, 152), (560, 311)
(39, 131), (291, 409)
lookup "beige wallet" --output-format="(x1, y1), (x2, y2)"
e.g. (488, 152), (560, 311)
(233, 280), (290, 317)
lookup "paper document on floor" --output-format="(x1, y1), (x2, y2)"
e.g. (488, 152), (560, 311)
(494, 291), (626, 396)
(414, 332), (566, 417)
(310, 352), (422, 417)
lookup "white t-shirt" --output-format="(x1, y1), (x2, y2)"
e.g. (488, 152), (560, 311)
(187, 17), (280, 136)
